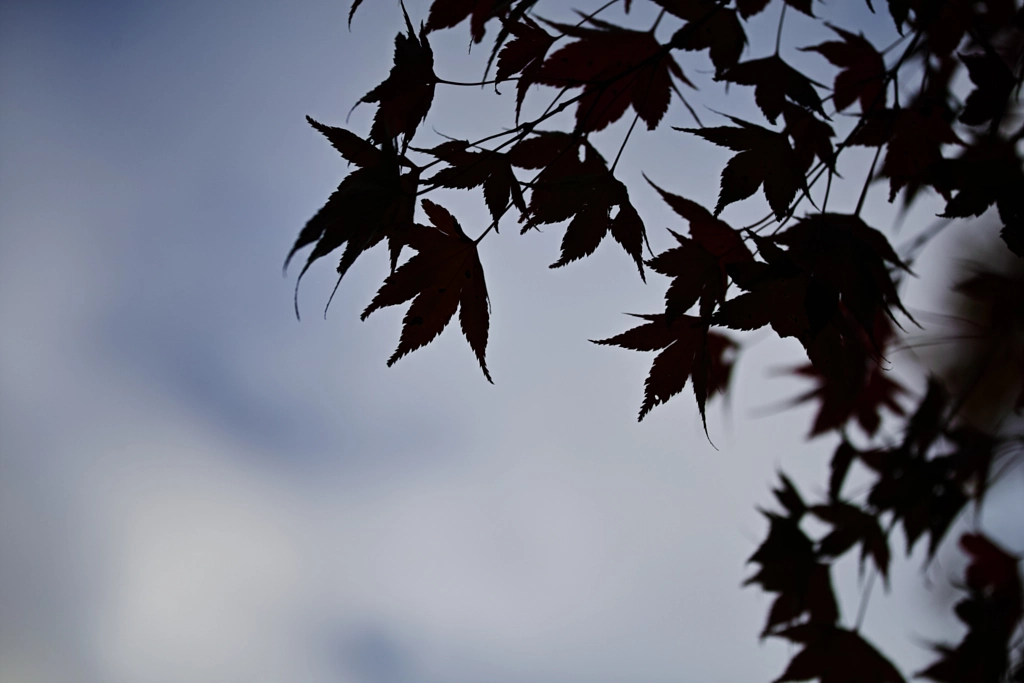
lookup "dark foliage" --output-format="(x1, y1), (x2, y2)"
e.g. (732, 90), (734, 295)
(288, 0), (1024, 678)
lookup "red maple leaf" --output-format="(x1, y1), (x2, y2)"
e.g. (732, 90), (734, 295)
(718, 56), (826, 124)
(940, 136), (1024, 256)
(855, 106), (962, 202)
(494, 16), (556, 121)
(803, 25), (887, 114)
(536, 19), (690, 132)
(775, 624), (906, 683)
(736, 0), (815, 18)
(508, 132), (647, 277)
(360, 7), (437, 145)
(771, 213), (912, 338)
(593, 315), (733, 430)
(960, 50), (1017, 128)
(862, 450), (967, 558)
(782, 102), (836, 172)
(810, 502), (891, 582)
(658, 1), (747, 75)
(745, 485), (840, 637)
(424, 140), (526, 221)
(286, 117), (419, 318)
(918, 533), (1023, 683)
(646, 177), (752, 319)
(361, 199), (492, 381)
(713, 235), (818, 340)
(680, 116), (806, 218)
(788, 312), (908, 437)
(425, 0), (504, 43)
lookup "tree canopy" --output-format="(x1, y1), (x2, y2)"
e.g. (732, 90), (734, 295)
(287, 1), (1024, 679)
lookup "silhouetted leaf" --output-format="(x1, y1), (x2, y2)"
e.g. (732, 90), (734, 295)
(811, 501), (891, 581)
(495, 15), (556, 121)
(426, 0), (504, 42)
(287, 119), (419, 317)
(508, 132), (647, 277)
(362, 199), (492, 381)
(646, 178), (752, 319)
(680, 117), (805, 218)
(718, 56), (826, 124)
(776, 624), (906, 683)
(593, 314), (726, 429)
(788, 313), (908, 437)
(958, 51), (1015, 126)
(919, 533), (1023, 683)
(425, 140), (526, 221)
(361, 7), (437, 145)
(537, 20), (690, 132)
(746, 506), (840, 636)
(803, 25), (887, 113)
(660, 2), (747, 75)
(940, 136), (1024, 256)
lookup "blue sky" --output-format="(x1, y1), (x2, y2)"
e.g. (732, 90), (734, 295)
(2, 1), (1022, 682)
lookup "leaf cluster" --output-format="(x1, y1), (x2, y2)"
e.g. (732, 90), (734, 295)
(287, 0), (1024, 679)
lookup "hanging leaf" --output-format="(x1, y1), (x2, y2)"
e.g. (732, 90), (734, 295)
(362, 200), (492, 381)
(360, 6), (437, 145)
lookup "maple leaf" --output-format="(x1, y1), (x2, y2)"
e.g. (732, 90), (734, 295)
(775, 624), (906, 683)
(790, 357), (908, 437)
(360, 6), (437, 145)
(958, 51), (1015, 126)
(911, 0), (1018, 58)
(788, 312), (908, 437)
(810, 502), (891, 582)
(939, 136), (1024, 256)
(646, 178), (752, 319)
(361, 199), (492, 381)
(803, 25), (887, 114)
(508, 132), (647, 277)
(713, 235), (817, 339)
(717, 214), (911, 349)
(918, 533), (1023, 683)
(942, 425), (998, 505)
(347, 0), (366, 26)
(536, 20), (690, 132)
(772, 213), (912, 337)
(902, 376), (949, 455)
(772, 472), (807, 519)
(658, 1), (747, 75)
(593, 315), (731, 430)
(705, 330), (739, 399)
(494, 16), (556, 121)
(680, 117), (805, 218)
(424, 140), (526, 222)
(718, 56), (826, 124)
(286, 117), (419, 318)
(878, 106), (963, 202)
(737, 0), (815, 19)
(425, 0), (504, 43)
(828, 440), (857, 501)
(862, 0), (910, 32)
(861, 448), (967, 558)
(746, 491), (840, 636)
(782, 102), (836, 172)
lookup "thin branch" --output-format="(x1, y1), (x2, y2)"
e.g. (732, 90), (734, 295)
(855, 143), (883, 216)
(775, 2), (787, 56)
(611, 111), (642, 173)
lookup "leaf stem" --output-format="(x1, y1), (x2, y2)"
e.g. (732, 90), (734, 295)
(611, 111), (641, 173)
(855, 143), (882, 216)
(775, 2), (787, 56)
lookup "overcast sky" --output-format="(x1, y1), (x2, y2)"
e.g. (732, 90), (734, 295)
(2, 1), (1022, 682)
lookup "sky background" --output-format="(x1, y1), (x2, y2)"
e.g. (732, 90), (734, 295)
(1, 1), (1022, 682)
